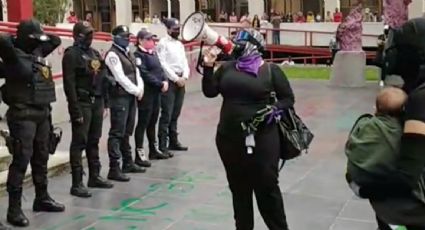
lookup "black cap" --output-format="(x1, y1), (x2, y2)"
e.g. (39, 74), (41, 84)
(17, 19), (48, 41)
(164, 18), (180, 29)
(73, 21), (94, 37)
(137, 29), (156, 40)
(112, 25), (131, 37)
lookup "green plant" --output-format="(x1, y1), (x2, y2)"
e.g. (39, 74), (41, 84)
(33, 0), (69, 26)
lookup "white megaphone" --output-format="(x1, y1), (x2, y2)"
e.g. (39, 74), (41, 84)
(182, 12), (234, 54)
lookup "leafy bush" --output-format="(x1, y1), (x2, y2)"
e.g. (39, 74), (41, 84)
(33, 0), (69, 26)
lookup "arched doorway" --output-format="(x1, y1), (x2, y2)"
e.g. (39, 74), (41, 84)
(302, 0), (320, 15)
(132, 0), (149, 22)
(340, 0), (383, 17)
(73, 0), (116, 32)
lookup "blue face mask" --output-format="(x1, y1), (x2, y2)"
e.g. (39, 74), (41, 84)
(113, 36), (130, 49)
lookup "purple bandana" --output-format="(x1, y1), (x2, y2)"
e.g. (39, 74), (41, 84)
(236, 54), (263, 77)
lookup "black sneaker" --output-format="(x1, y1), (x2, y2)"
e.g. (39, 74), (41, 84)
(135, 148), (152, 167)
(168, 141), (188, 151)
(122, 163), (146, 173)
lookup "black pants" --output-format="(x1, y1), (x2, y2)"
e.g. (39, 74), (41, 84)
(215, 125), (289, 230)
(107, 95), (136, 168)
(70, 97), (104, 172)
(6, 106), (50, 193)
(331, 49), (339, 64)
(377, 217), (425, 230)
(135, 88), (161, 151)
(158, 82), (185, 148)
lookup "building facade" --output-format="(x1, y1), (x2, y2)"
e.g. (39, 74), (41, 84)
(3, 0), (425, 32)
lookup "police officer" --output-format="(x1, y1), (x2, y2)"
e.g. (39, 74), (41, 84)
(157, 18), (189, 155)
(62, 21), (114, 198)
(0, 19), (65, 227)
(105, 25), (146, 182)
(134, 29), (170, 164)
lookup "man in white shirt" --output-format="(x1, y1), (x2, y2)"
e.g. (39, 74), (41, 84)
(157, 18), (189, 154)
(104, 25), (146, 182)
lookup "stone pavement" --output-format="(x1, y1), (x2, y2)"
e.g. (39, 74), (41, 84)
(0, 80), (381, 230)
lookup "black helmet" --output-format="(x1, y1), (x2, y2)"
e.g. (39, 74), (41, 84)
(112, 25), (131, 37)
(73, 21), (94, 49)
(73, 21), (94, 39)
(15, 19), (49, 53)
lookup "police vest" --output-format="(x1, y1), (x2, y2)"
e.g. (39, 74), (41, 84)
(1, 50), (56, 106)
(107, 45), (137, 96)
(65, 46), (104, 97)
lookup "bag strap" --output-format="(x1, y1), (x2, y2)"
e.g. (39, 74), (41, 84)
(266, 63), (287, 171)
(349, 113), (373, 135)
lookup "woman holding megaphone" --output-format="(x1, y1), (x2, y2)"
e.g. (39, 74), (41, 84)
(201, 29), (294, 230)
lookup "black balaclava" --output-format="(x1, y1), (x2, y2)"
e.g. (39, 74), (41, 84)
(386, 18), (425, 93)
(15, 19), (49, 54)
(73, 21), (94, 50)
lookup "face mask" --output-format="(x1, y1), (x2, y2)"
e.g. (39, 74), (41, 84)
(170, 31), (180, 39)
(114, 36), (130, 49)
(143, 40), (155, 50)
(76, 32), (93, 49)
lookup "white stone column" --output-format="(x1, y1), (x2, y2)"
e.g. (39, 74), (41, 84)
(324, 0), (340, 14)
(408, 0), (425, 19)
(2, 0), (7, 22)
(248, 0), (264, 19)
(179, 0), (195, 23)
(115, 0), (132, 26)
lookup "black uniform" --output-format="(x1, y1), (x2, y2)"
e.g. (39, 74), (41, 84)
(105, 25), (146, 182)
(202, 62), (293, 230)
(0, 19), (65, 227)
(134, 46), (169, 163)
(62, 21), (113, 198)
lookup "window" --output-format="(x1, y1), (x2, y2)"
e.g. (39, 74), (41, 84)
(131, 0), (149, 22)
(340, 0), (382, 18)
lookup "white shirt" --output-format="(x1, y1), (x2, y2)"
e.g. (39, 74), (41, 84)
(156, 35), (190, 82)
(105, 44), (144, 97)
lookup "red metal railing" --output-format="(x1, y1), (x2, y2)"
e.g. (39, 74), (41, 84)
(208, 24), (379, 47)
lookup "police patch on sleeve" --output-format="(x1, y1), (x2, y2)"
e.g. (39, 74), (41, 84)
(136, 58), (142, 66)
(110, 56), (118, 66)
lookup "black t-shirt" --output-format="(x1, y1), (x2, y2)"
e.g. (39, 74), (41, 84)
(202, 62), (294, 137)
(405, 86), (425, 122)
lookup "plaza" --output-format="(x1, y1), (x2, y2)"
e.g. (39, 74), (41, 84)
(0, 79), (381, 230)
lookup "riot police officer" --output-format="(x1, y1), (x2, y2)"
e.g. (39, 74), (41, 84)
(62, 21), (114, 198)
(105, 25), (146, 182)
(0, 19), (65, 227)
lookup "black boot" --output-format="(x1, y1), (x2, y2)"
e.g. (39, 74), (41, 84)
(33, 186), (65, 212)
(0, 221), (10, 230)
(7, 189), (29, 227)
(169, 138), (188, 151)
(122, 162), (146, 173)
(107, 167), (130, 182)
(135, 148), (152, 167)
(70, 168), (91, 198)
(88, 165), (114, 189)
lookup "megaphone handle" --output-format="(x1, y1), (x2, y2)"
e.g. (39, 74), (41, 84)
(196, 41), (205, 75)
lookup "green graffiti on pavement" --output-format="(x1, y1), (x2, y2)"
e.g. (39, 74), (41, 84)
(43, 171), (220, 229)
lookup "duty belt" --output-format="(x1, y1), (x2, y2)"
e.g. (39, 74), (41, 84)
(77, 88), (95, 104)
